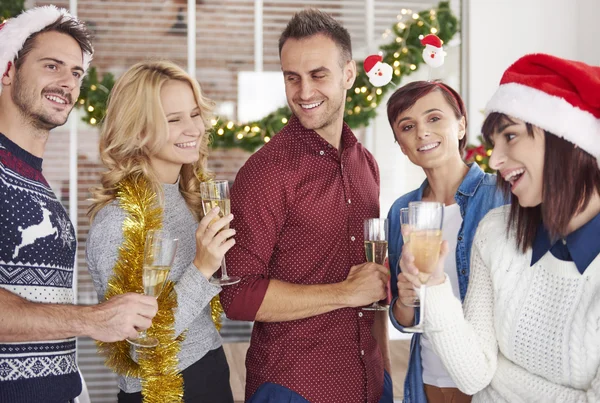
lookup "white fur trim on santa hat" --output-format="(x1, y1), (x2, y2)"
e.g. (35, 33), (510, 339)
(485, 82), (600, 163)
(0, 5), (93, 95)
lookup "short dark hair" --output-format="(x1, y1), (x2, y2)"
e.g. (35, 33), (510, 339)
(482, 112), (600, 252)
(386, 80), (468, 154)
(14, 16), (93, 70)
(278, 8), (352, 65)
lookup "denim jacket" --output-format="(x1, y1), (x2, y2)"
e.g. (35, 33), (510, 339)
(387, 163), (508, 403)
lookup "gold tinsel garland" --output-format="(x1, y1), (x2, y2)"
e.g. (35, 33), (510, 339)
(96, 176), (223, 402)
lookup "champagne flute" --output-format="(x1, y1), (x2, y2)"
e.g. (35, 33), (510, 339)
(127, 230), (179, 348)
(400, 207), (420, 308)
(362, 218), (389, 311)
(403, 202), (443, 333)
(200, 180), (240, 286)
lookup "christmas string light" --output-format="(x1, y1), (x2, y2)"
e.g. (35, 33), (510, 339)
(70, 1), (458, 151)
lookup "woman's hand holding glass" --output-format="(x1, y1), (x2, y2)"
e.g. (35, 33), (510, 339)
(193, 206), (236, 281)
(399, 241), (449, 289)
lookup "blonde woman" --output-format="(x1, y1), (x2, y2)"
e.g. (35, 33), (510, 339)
(86, 60), (235, 403)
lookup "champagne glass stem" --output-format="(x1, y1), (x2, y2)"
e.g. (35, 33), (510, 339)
(220, 256), (229, 279)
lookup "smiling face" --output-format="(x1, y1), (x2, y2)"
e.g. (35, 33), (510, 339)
(9, 31), (84, 131)
(149, 79), (205, 183)
(488, 117), (545, 207)
(280, 34), (356, 139)
(392, 90), (466, 169)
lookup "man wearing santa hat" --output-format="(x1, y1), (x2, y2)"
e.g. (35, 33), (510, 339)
(0, 6), (158, 402)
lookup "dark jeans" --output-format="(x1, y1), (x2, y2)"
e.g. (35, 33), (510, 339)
(117, 346), (233, 403)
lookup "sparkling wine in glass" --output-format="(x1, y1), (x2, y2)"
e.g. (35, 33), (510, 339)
(127, 230), (179, 348)
(200, 180), (240, 286)
(403, 202), (443, 333)
(400, 207), (420, 308)
(362, 218), (389, 311)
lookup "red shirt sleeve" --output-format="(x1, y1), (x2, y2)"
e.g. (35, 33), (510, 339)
(219, 147), (288, 321)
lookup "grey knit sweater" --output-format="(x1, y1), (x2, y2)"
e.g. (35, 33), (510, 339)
(86, 182), (222, 393)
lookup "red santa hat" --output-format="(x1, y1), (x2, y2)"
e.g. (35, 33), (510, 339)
(0, 5), (93, 95)
(485, 53), (600, 163)
(364, 54), (383, 74)
(420, 34), (442, 49)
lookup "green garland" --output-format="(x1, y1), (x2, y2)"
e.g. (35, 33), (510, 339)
(0, 0), (24, 21)
(2, 1), (457, 153)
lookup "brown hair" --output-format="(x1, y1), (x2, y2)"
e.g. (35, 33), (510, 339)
(278, 8), (352, 66)
(482, 112), (600, 252)
(386, 80), (468, 154)
(14, 16), (93, 70)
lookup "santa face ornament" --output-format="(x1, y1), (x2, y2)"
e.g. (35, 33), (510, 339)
(420, 34), (445, 69)
(363, 54), (393, 87)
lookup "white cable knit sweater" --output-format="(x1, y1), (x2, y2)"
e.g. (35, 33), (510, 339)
(424, 205), (600, 402)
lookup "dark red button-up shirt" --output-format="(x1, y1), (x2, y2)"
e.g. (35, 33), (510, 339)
(221, 116), (383, 403)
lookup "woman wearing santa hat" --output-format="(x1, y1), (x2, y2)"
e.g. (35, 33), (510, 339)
(399, 53), (600, 402)
(386, 79), (508, 403)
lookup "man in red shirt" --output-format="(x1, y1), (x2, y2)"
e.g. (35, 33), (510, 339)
(221, 8), (392, 403)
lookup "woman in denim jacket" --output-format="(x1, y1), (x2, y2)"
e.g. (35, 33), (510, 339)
(386, 81), (507, 403)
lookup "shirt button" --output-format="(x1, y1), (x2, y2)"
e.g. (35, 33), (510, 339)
(328, 144), (333, 148)
(358, 312), (363, 318)
(347, 199), (351, 204)
(458, 236), (463, 241)
(361, 350), (365, 356)
(319, 150), (325, 155)
(351, 236), (356, 241)
(461, 269), (466, 275)
(561, 238), (567, 245)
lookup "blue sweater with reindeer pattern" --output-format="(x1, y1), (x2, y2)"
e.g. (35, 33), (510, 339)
(0, 133), (81, 403)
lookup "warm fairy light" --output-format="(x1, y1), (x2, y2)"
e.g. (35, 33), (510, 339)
(376, 88), (383, 95)
(211, 119), (218, 126)
(430, 9), (437, 15)
(417, 21), (424, 26)
(401, 9), (407, 14)
(90, 118), (97, 125)
(412, 13), (419, 19)
(226, 121), (234, 129)
(79, 99), (85, 105)
(402, 47), (409, 54)
(419, 34), (424, 40)
(354, 106), (361, 113)
(90, 85), (97, 91)
(487, 149), (493, 157)
(217, 128), (224, 135)
(281, 117), (288, 124)
(394, 69), (401, 76)
(475, 155), (483, 162)
(393, 60), (400, 67)
(396, 37), (402, 43)
(87, 106), (94, 112)
(347, 96), (352, 102)
(348, 109), (353, 115)
(252, 126), (260, 133)
(431, 28), (438, 34)
(370, 102), (377, 108)
(244, 125), (250, 132)
(398, 23), (406, 30)
(367, 95), (373, 101)
(360, 87), (367, 93)
(264, 136), (270, 143)
(355, 87), (361, 94)
(393, 52), (400, 58)
(410, 64), (417, 70)
(237, 133), (244, 139)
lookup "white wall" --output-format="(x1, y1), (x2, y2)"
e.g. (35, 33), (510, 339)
(467, 0), (599, 140)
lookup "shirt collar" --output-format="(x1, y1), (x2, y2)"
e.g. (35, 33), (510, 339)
(416, 162), (484, 200)
(288, 115), (357, 154)
(531, 211), (600, 274)
(0, 132), (43, 171)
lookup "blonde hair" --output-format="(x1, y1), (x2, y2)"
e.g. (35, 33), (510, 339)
(88, 60), (214, 221)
